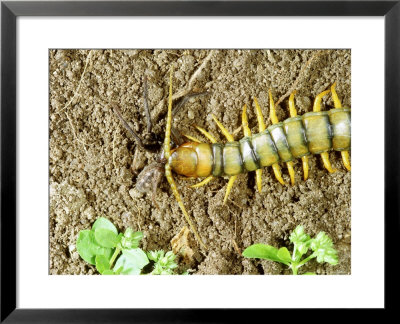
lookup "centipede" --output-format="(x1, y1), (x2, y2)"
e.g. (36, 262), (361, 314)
(163, 68), (351, 250)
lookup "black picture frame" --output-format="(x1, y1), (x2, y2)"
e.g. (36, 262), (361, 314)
(1, 0), (398, 321)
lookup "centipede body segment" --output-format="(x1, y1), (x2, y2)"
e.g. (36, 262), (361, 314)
(164, 69), (351, 249)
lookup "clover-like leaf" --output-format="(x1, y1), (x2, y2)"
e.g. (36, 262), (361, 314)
(122, 248), (149, 270)
(310, 232), (338, 265)
(76, 230), (113, 265)
(242, 244), (290, 265)
(92, 217), (118, 234)
(113, 255), (142, 275)
(95, 254), (111, 274)
(94, 228), (121, 248)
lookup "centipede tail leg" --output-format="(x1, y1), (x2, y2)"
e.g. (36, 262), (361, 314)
(269, 90), (287, 185)
(331, 83), (351, 171)
(313, 89), (337, 173)
(163, 68), (207, 250)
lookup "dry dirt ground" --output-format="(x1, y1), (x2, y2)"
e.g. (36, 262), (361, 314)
(49, 49), (351, 275)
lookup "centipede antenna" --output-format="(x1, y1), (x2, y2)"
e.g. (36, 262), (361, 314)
(143, 76), (153, 133)
(112, 104), (145, 149)
(163, 67), (208, 250)
(313, 89), (330, 112)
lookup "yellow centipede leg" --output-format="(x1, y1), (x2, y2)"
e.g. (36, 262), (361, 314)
(287, 161), (295, 186)
(163, 67), (207, 250)
(272, 163), (285, 185)
(289, 90), (298, 117)
(183, 134), (201, 143)
(301, 156), (309, 180)
(255, 169), (263, 192)
(223, 175), (237, 205)
(320, 152), (337, 173)
(190, 175), (214, 188)
(254, 97), (267, 132)
(253, 98), (267, 191)
(313, 89), (331, 112)
(211, 114), (234, 142)
(269, 90), (279, 124)
(195, 126), (217, 143)
(341, 151), (351, 171)
(331, 82), (342, 109)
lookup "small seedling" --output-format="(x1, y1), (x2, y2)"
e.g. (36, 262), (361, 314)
(76, 217), (184, 275)
(242, 225), (338, 275)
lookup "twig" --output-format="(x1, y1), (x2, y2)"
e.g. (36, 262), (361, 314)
(143, 76), (152, 133)
(172, 50), (216, 100)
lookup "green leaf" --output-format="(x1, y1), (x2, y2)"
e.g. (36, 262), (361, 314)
(289, 225), (311, 245)
(277, 247), (292, 264)
(92, 217), (118, 235)
(310, 232), (338, 265)
(302, 272), (316, 275)
(242, 244), (290, 265)
(119, 229), (143, 249)
(94, 228), (120, 248)
(122, 248), (149, 270)
(95, 254), (111, 274)
(76, 230), (113, 265)
(102, 269), (115, 275)
(113, 255), (143, 275)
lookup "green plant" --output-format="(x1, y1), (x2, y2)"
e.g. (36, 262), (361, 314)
(242, 225), (338, 275)
(76, 217), (184, 275)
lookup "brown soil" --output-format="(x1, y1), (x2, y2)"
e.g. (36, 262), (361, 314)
(49, 49), (351, 275)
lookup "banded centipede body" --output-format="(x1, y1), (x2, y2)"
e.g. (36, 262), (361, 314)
(163, 70), (351, 249)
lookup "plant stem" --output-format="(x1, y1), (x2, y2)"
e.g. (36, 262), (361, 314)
(296, 253), (316, 269)
(292, 263), (298, 275)
(109, 247), (121, 268)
